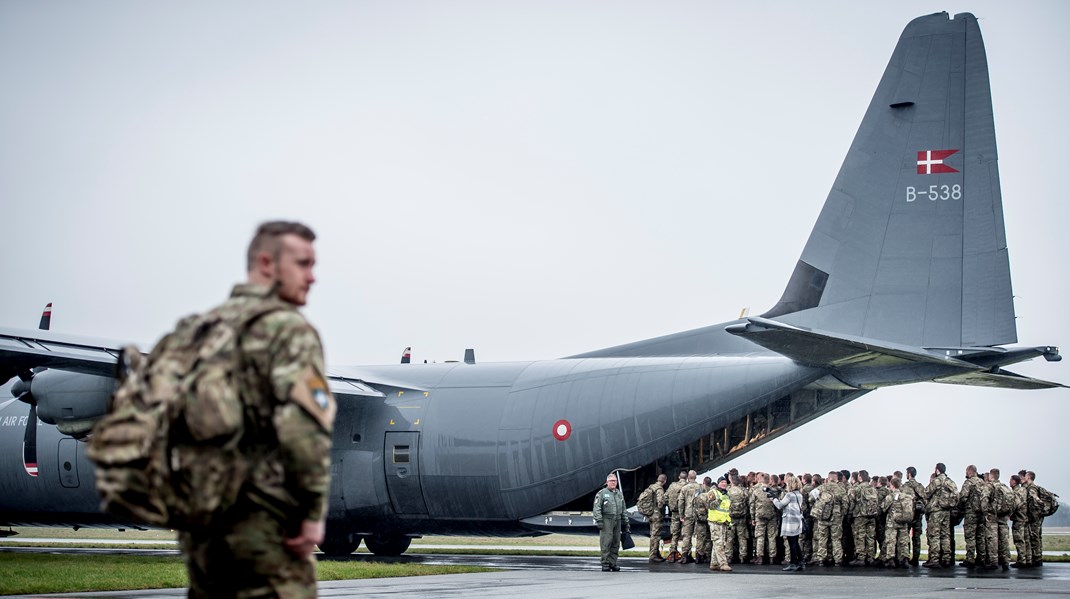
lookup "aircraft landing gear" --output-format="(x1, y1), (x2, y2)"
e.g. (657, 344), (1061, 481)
(363, 534), (412, 556)
(318, 533), (363, 556)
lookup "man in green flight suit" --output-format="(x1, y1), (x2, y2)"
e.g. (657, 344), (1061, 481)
(594, 473), (630, 572)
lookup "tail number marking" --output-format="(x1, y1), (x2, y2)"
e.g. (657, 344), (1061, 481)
(906, 184), (960, 202)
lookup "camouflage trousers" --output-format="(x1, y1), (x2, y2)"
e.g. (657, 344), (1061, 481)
(812, 517), (843, 563)
(708, 522), (730, 568)
(599, 518), (622, 567)
(679, 517), (697, 555)
(987, 517), (1010, 565)
(726, 516), (749, 563)
(883, 524), (910, 561)
(801, 517), (813, 560)
(1012, 520), (1035, 565)
(909, 512), (924, 562)
(962, 511), (982, 562)
(648, 515), (663, 558)
(668, 511), (682, 552)
(1029, 521), (1044, 563)
(179, 509), (317, 599)
(693, 517), (711, 558)
(925, 510), (952, 564)
(851, 516), (876, 560)
(753, 518), (778, 561)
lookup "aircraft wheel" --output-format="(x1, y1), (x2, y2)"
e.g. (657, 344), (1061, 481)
(364, 534), (412, 556)
(318, 534), (363, 556)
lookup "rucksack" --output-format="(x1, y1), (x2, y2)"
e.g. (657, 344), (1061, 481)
(636, 486), (657, 516)
(667, 482), (683, 512)
(893, 492), (914, 524)
(937, 478), (958, 510)
(1036, 485), (1060, 518)
(860, 485), (880, 517)
(994, 483), (1015, 517)
(87, 302), (282, 530)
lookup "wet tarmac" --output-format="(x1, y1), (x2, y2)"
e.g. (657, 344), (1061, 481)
(3, 545), (1069, 598)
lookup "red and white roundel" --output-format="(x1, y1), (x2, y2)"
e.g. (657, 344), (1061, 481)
(552, 419), (572, 441)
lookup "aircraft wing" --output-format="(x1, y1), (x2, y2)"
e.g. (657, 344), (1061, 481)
(0, 327), (124, 382)
(0, 327), (401, 398)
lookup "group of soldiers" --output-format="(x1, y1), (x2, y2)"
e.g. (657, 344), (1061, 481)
(638, 463), (1058, 573)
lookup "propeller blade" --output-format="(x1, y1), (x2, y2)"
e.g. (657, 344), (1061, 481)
(23, 402), (38, 477)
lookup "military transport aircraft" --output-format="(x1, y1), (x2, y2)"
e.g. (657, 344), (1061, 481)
(0, 12), (1063, 557)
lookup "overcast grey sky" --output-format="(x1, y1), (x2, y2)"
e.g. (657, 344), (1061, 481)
(1, 2), (1067, 495)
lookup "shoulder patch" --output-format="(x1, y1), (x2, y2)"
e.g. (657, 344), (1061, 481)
(289, 366), (336, 431)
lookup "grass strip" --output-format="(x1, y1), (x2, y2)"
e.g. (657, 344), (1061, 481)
(0, 553), (495, 596)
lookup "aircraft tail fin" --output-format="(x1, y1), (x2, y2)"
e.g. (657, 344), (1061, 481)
(765, 12), (1016, 349)
(38, 303), (52, 331)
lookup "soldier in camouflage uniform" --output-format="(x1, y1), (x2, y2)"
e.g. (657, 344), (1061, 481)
(923, 463), (958, 568)
(750, 473), (779, 564)
(873, 476), (890, 560)
(665, 470), (688, 561)
(987, 469), (1012, 570)
(902, 467), (927, 566)
(808, 471), (843, 566)
(179, 221), (336, 599)
(726, 474), (750, 564)
(958, 465), (984, 567)
(593, 473), (630, 572)
(800, 473), (815, 562)
(1009, 474), (1033, 568)
(1024, 471), (1047, 567)
(644, 474), (668, 562)
(880, 478), (912, 568)
(848, 471), (878, 566)
(691, 477), (713, 564)
(677, 470), (701, 564)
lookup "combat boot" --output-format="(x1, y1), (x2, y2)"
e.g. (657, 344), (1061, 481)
(719, 564), (733, 572)
(922, 560), (940, 568)
(601, 564), (611, 572)
(666, 551), (678, 563)
(899, 558), (910, 569)
(678, 553), (693, 564)
(910, 557), (919, 566)
(649, 554), (665, 563)
(959, 559), (975, 568)
(848, 558), (866, 566)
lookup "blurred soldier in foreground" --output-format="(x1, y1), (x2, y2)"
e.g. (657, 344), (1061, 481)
(593, 473), (629, 572)
(180, 221), (336, 598)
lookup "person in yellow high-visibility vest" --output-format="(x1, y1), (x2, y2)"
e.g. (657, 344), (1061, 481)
(707, 477), (734, 572)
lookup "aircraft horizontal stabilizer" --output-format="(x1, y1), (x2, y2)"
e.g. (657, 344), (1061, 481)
(725, 317), (978, 370)
(932, 370), (1067, 390)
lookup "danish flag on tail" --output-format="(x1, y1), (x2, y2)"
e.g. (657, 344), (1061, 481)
(917, 149), (959, 174)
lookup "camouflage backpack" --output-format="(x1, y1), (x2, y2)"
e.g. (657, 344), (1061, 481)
(636, 485), (657, 517)
(892, 492), (914, 524)
(1035, 485), (1060, 518)
(666, 481), (683, 512)
(993, 482), (1015, 517)
(86, 301), (283, 530)
(859, 485), (880, 517)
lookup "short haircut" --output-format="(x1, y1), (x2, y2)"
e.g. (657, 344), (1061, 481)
(1011, 475), (1021, 485)
(889, 478), (901, 489)
(936, 463), (946, 474)
(246, 221), (316, 271)
(990, 468), (1000, 479)
(907, 466), (917, 478)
